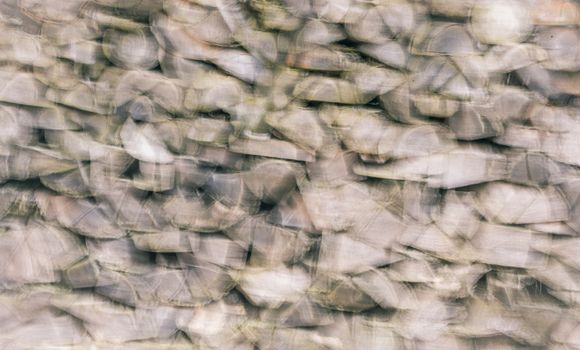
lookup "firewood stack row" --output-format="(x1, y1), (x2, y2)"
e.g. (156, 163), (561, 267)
(0, 0), (578, 349)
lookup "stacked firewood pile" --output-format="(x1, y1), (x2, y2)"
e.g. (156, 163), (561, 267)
(0, 0), (579, 349)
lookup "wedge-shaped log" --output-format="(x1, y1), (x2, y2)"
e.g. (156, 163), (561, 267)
(477, 182), (569, 224)
(471, 223), (551, 269)
(354, 145), (508, 189)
